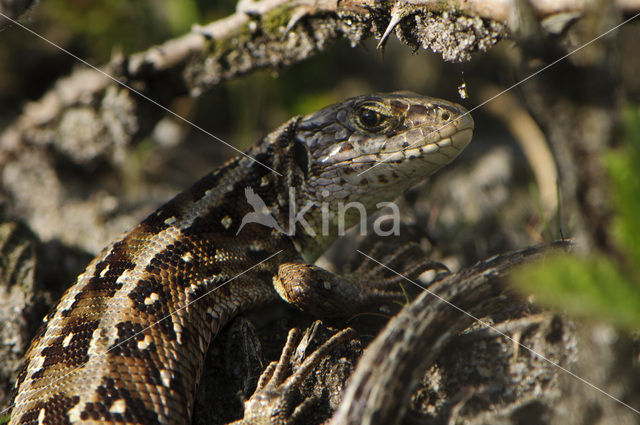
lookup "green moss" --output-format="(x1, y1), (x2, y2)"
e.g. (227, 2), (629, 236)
(606, 105), (640, 269)
(511, 104), (640, 330)
(208, 22), (252, 54)
(513, 254), (640, 329)
(263, 5), (294, 34)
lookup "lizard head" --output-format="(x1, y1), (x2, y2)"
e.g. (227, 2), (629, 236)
(293, 92), (474, 210)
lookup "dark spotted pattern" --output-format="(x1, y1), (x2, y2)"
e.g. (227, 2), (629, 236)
(66, 244), (136, 315)
(39, 320), (100, 371)
(9, 93), (473, 425)
(17, 394), (79, 425)
(80, 378), (158, 424)
(139, 198), (185, 233)
(127, 278), (167, 316)
(188, 167), (228, 203)
(109, 322), (154, 359)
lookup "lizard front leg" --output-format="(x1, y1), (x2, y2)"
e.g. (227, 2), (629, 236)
(274, 243), (447, 318)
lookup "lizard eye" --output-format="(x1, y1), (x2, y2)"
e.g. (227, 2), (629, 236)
(355, 104), (389, 132)
(353, 100), (399, 133)
(359, 108), (382, 128)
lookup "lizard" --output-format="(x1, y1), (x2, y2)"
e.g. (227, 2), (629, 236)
(7, 92), (474, 425)
(235, 243), (570, 425)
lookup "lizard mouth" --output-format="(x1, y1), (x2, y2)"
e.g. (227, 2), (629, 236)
(411, 125), (474, 165)
(330, 114), (474, 170)
(375, 115), (474, 166)
(301, 94), (475, 204)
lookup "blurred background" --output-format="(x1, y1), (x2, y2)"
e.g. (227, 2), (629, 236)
(1, 1), (640, 423)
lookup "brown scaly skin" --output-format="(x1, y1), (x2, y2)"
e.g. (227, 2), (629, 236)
(8, 93), (473, 425)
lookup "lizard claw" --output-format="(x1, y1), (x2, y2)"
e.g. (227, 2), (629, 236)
(234, 323), (355, 425)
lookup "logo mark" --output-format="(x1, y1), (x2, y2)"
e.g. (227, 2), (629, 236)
(236, 187), (401, 237)
(236, 187), (286, 235)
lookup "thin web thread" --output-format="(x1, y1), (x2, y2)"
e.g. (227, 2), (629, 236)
(1, 250), (282, 416)
(357, 249), (640, 416)
(0, 12), (282, 176)
(357, 11), (640, 177)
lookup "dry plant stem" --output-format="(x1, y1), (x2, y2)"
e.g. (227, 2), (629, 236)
(480, 85), (558, 219)
(4, 0), (637, 162)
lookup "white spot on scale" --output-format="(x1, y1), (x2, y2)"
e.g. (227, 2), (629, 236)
(327, 144), (342, 158)
(221, 216), (232, 229)
(144, 292), (160, 305)
(31, 354), (45, 372)
(115, 272), (130, 285)
(174, 321), (183, 344)
(110, 398), (127, 414)
(436, 137), (453, 148)
(181, 252), (193, 263)
(137, 335), (153, 350)
(164, 216), (177, 225)
(62, 333), (74, 347)
(160, 369), (172, 387)
(37, 407), (45, 425)
(260, 176), (270, 187)
(421, 143), (439, 154)
(67, 403), (82, 422)
(100, 265), (110, 277)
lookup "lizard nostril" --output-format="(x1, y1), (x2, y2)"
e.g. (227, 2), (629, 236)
(441, 111), (451, 121)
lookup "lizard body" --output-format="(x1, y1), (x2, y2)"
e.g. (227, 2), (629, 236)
(8, 93), (473, 425)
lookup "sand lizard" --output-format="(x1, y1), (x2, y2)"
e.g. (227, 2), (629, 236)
(8, 92), (474, 425)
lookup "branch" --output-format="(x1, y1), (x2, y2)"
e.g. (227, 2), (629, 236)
(0, 0), (505, 166)
(387, 0), (640, 23)
(0, 0), (635, 252)
(3, 0), (638, 163)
